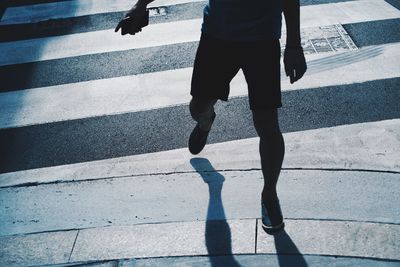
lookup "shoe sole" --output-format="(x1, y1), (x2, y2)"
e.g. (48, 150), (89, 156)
(261, 221), (285, 235)
(188, 129), (207, 155)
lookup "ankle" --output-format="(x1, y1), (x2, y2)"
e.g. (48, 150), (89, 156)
(198, 112), (215, 131)
(262, 189), (278, 202)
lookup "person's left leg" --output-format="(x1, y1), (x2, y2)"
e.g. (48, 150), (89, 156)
(252, 108), (285, 232)
(252, 109), (284, 203)
(240, 38), (284, 232)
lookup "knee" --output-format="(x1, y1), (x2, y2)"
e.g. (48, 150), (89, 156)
(252, 109), (281, 138)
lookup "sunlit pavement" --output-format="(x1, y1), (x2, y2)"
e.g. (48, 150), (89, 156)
(0, 0), (399, 266)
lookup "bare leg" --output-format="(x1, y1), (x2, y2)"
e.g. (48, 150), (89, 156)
(252, 109), (285, 203)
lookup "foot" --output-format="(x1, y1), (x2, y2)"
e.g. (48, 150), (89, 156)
(188, 112), (216, 155)
(261, 198), (284, 234)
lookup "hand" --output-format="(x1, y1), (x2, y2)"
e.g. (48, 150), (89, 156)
(115, 4), (149, 35)
(284, 46), (307, 84)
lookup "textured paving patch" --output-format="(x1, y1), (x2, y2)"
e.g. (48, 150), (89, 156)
(282, 24), (358, 54)
(149, 7), (167, 17)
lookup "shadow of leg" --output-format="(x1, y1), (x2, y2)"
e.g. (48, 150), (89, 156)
(273, 229), (308, 267)
(190, 157), (241, 267)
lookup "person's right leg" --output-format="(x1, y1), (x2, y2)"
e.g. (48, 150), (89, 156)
(188, 33), (240, 154)
(188, 97), (218, 154)
(189, 97), (218, 132)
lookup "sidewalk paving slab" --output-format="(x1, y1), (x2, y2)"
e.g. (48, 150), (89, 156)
(1, 219), (399, 266)
(49, 255), (400, 267)
(119, 255), (400, 267)
(0, 230), (77, 267)
(70, 219), (255, 262)
(1, 170), (399, 236)
(257, 219), (400, 260)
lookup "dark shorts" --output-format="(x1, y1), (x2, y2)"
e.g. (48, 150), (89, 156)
(191, 32), (282, 110)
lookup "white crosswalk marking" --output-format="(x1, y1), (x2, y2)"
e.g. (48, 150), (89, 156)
(1, 0), (399, 66)
(0, 42), (399, 129)
(0, 0), (204, 25)
(0, 1), (399, 265)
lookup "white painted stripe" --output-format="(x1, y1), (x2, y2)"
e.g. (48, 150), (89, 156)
(0, 119), (398, 188)
(297, 0), (400, 27)
(0, 18), (202, 67)
(0, 42), (399, 129)
(1, 0), (399, 66)
(0, 0), (204, 25)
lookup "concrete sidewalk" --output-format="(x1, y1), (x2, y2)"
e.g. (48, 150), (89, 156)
(1, 119), (399, 266)
(1, 218), (399, 266)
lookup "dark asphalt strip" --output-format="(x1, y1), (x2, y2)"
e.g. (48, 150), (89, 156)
(1, 0), (68, 19)
(0, 41), (199, 92)
(385, 0), (400, 10)
(0, 2), (206, 42)
(1, 18), (399, 92)
(0, 0), (355, 42)
(343, 18), (400, 47)
(1, 0), (63, 16)
(0, 77), (399, 174)
(2, 0), (69, 7)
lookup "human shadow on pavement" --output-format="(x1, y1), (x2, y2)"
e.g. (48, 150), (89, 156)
(272, 229), (308, 267)
(190, 157), (241, 267)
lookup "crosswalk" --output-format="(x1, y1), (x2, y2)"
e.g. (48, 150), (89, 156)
(0, 0), (204, 25)
(0, 0), (399, 257)
(2, 0), (400, 66)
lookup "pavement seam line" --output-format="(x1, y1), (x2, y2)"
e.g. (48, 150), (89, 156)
(68, 230), (80, 263)
(2, 218), (399, 239)
(2, 167), (399, 189)
(245, 253), (400, 263)
(254, 219), (258, 254)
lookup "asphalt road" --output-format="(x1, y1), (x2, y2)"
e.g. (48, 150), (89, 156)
(0, 77), (399, 173)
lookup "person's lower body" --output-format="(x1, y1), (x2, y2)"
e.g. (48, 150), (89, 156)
(189, 32), (285, 233)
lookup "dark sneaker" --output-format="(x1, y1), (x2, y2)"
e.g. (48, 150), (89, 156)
(261, 198), (285, 234)
(188, 112), (216, 155)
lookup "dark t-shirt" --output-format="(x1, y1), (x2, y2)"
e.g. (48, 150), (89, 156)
(201, 0), (283, 41)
